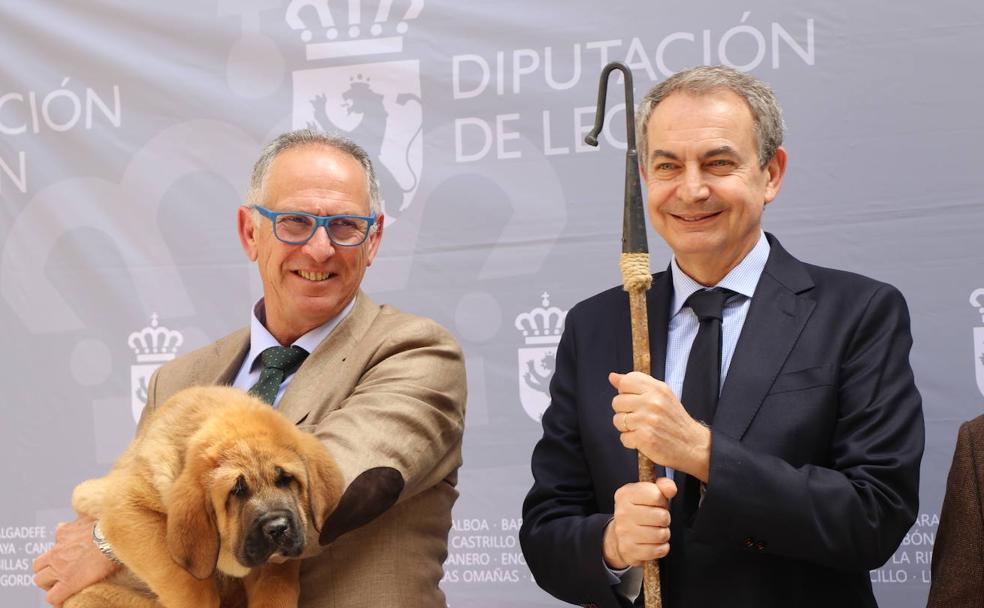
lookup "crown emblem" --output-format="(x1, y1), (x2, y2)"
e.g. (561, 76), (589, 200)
(972, 288), (984, 323)
(972, 289), (984, 398)
(515, 293), (567, 346)
(286, 0), (424, 60)
(128, 313), (183, 363)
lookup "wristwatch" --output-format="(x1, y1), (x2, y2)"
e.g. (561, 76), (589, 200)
(91, 521), (122, 565)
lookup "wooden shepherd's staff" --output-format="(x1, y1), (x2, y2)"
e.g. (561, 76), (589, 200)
(584, 62), (662, 608)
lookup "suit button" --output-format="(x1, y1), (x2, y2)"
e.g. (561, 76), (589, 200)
(743, 536), (755, 548)
(756, 541), (767, 551)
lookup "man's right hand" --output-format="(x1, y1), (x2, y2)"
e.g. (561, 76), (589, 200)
(32, 515), (118, 607)
(603, 478), (677, 569)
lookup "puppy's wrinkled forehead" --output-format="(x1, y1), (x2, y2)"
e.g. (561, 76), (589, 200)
(210, 438), (307, 493)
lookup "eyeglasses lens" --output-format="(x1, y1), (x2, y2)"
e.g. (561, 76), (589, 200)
(327, 217), (370, 245)
(274, 214), (369, 245)
(275, 214), (316, 243)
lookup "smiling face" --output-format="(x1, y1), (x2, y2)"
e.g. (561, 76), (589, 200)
(237, 144), (384, 344)
(642, 89), (786, 285)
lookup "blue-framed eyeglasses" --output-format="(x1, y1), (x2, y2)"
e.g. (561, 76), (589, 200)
(253, 206), (376, 247)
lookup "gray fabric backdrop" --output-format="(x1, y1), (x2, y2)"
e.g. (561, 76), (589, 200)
(2, 1), (982, 606)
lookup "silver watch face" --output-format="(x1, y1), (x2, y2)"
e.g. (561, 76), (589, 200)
(91, 522), (122, 564)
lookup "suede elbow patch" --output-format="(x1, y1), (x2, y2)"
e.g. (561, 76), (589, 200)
(319, 467), (404, 545)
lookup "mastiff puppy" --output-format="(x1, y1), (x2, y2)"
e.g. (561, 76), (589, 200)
(65, 386), (343, 608)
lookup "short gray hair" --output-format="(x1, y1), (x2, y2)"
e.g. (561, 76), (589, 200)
(247, 128), (382, 218)
(636, 65), (785, 168)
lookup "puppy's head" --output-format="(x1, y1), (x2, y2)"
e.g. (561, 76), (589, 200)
(165, 395), (343, 579)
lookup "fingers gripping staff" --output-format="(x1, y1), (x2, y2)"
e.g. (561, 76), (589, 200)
(585, 62), (662, 608)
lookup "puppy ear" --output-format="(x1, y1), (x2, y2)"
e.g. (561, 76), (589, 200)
(299, 433), (344, 531)
(165, 442), (220, 580)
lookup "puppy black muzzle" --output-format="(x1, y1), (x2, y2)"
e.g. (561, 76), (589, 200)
(241, 509), (304, 567)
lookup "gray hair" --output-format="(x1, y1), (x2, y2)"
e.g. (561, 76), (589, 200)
(636, 65), (785, 168)
(247, 128), (382, 219)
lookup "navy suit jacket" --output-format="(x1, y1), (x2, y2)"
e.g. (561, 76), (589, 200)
(520, 234), (924, 608)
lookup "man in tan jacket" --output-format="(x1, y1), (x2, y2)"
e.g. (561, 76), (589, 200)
(33, 129), (467, 608)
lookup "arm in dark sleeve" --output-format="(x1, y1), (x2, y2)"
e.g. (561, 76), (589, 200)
(695, 284), (924, 570)
(928, 419), (984, 607)
(520, 315), (632, 608)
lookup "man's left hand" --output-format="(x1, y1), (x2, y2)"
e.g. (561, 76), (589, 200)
(32, 515), (117, 607)
(609, 371), (712, 482)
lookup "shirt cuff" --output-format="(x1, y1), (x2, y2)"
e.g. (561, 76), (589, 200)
(605, 560), (632, 584)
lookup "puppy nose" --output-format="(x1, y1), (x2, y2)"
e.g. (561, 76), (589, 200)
(261, 514), (290, 539)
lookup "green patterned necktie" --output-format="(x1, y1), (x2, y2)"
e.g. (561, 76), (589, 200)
(248, 345), (309, 405)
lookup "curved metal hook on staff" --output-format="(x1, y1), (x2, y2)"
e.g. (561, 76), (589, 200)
(584, 62), (663, 608)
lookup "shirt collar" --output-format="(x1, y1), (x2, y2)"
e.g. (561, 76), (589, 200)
(670, 231), (770, 316)
(245, 295), (357, 372)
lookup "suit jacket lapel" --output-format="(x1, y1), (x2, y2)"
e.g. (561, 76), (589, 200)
(278, 291), (379, 425)
(202, 328), (250, 386)
(648, 269), (672, 382)
(712, 235), (816, 441)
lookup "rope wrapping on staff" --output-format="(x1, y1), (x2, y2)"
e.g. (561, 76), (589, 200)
(620, 252), (653, 292)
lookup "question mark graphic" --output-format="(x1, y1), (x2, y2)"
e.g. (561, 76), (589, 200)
(1, 119), (260, 436)
(1, 120), (258, 333)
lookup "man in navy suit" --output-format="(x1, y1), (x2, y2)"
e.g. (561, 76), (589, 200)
(520, 65), (923, 608)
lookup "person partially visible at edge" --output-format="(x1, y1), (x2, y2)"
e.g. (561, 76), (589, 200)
(927, 413), (984, 607)
(520, 65), (924, 608)
(33, 128), (467, 608)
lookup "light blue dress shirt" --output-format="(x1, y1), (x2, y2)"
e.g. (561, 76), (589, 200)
(664, 230), (770, 402)
(231, 296), (355, 407)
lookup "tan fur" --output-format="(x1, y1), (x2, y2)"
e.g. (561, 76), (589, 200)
(64, 386), (343, 608)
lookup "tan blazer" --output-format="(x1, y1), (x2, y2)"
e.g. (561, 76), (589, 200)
(141, 292), (467, 608)
(928, 414), (984, 608)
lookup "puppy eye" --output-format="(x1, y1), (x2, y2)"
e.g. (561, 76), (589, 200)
(230, 475), (249, 498)
(274, 466), (294, 488)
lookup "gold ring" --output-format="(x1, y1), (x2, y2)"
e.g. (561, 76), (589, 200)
(624, 412), (633, 432)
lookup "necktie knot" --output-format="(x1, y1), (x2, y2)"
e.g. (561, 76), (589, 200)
(685, 288), (731, 322)
(259, 345), (308, 373)
(249, 345), (309, 405)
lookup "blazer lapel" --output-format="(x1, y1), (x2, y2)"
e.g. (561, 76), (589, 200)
(712, 235), (816, 441)
(204, 328), (250, 386)
(277, 292), (379, 425)
(648, 269), (672, 382)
